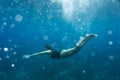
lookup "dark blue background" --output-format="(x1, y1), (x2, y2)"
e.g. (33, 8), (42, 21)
(0, 0), (120, 80)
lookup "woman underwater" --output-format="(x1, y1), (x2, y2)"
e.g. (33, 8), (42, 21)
(23, 34), (97, 59)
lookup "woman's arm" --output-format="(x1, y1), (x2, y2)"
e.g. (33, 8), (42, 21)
(23, 50), (52, 59)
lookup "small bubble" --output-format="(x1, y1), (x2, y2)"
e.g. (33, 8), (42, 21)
(108, 30), (112, 35)
(26, 11), (29, 14)
(95, 34), (98, 37)
(43, 35), (49, 40)
(10, 48), (14, 51)
(41, 20), (44, 23)
(108, 41), (113, 45)
(82, 70), (86, 74)
(80, 27), (83, 30)
(6, 55), (10, 59)
(3, 22), (7, 26)
(11, 64), (15, 67)
(11, 24), (15, 28)
(4, 47), (9, 52)
(13, 52), (17, 55)
(109, 55), (114, 60)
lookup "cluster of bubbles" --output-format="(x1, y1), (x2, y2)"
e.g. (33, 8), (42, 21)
(0, 13), (23, 64)
(0, 13), (23, 31)
(0, 46), (17, 68)
(51, 0), (104, 32)
(108, 30), (113, 45)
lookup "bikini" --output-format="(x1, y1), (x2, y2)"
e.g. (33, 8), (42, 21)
(50, 49), (61, 59)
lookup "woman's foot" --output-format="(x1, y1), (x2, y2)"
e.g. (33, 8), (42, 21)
(76, 34), (96, 47)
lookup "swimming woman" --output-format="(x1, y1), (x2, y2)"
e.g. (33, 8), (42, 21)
(23, 34), (97, 59)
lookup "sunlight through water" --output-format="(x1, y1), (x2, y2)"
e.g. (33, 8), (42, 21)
(51, 0), (103, 32)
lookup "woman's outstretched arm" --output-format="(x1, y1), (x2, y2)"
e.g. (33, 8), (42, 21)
(23, 50), (52, 59)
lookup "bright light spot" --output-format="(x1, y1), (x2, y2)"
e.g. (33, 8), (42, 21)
(108, 30), (112, 35)
(43, 35), (49, 40)
(51, 0), (96, 21)
(95, 34), (98, 37)
(109, 56), (114, 60)
(82, 70), (86, 74)
(3, 22), (7, 26)
(62, 0), (73, 20)
(86, 34), (90, 36)
(11, 64), (15, 67)
(80, 27), (83, 30)
(4, 47), (9, 52)
(80, 36), (84, 40)
(108, 41), (113, 45)
(15, 14), (23, 22)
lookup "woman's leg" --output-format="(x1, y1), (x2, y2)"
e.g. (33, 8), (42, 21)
(60, 34), (96, 58)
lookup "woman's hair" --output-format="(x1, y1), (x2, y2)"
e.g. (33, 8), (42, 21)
(46, 44), (53, 50)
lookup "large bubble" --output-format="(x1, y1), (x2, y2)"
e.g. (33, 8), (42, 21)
(15, 14), (23, 22)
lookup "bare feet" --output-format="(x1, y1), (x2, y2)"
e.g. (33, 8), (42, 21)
(76, 34), (97, 47)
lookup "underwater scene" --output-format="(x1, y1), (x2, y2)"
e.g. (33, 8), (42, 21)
(0, 0), (120, 80)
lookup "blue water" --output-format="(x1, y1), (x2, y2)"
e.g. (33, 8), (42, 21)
(0, 0), (120, 80)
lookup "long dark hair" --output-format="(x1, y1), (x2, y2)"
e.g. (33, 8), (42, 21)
(46, 44), (53, 50)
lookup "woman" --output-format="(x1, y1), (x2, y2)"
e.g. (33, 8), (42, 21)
(23, 34), (97, 59)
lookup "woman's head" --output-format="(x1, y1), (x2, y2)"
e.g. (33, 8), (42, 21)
(46, 44), (53, 50)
